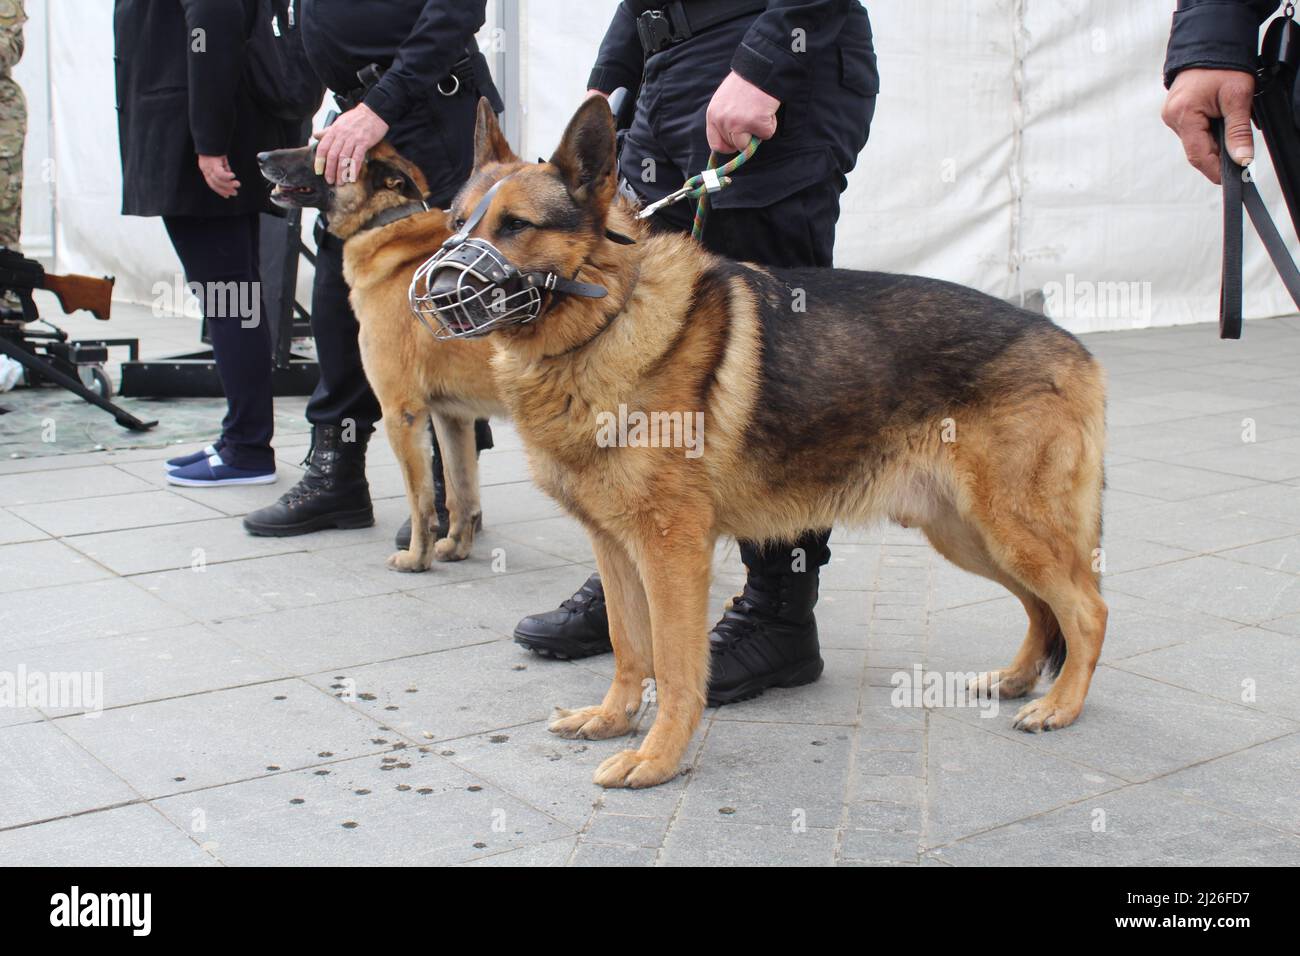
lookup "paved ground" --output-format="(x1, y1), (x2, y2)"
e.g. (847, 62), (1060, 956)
(2, 309), (1300, 866)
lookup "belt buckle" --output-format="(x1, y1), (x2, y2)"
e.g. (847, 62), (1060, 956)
(636, 10), (674, 54)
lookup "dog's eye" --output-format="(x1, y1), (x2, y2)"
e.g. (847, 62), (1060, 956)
(502, 218), (533, 234)
(452, 217), (467, 230)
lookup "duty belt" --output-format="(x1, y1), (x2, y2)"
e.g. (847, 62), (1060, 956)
(335, 54), (480, 112)
(636, 0), (769, 55)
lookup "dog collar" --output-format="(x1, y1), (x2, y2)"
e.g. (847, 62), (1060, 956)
(356, 199), (430, 235)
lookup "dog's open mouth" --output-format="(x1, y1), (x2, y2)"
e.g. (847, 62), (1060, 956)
(270, 183), (318, 205)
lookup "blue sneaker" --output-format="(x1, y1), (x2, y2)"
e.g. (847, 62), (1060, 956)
(166, 454), (276, 487)
(165, 442), (222, 471)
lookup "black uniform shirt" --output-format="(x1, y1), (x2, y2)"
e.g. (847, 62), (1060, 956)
(300, 0), (486, 124)
(589, 0), (868, 104)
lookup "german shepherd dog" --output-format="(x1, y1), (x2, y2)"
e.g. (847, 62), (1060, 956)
(419, 98), (1108, 789)
(258, 142), (505, 571)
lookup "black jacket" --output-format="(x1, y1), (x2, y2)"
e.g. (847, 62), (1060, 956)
(1164, 0), (1281, 85)
(589, 0), (872, 103)
(114, 0), (301, 218)
(299, 0), (499, 203)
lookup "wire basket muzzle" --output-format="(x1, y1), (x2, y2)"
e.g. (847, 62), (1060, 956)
(408, 238), (543, 340)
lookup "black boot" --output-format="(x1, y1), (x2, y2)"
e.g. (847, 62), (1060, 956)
(513, 572), (612, 659)
(243, 424), (374, 536)
(707, 530), (830, 706)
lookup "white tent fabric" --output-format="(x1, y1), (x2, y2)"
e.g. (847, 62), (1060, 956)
(17, 0), (1300, 331)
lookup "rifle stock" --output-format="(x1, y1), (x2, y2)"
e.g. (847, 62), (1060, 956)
(42, 273), (115, 321)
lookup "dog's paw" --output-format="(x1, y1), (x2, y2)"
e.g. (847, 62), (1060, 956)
(592, 749), (681, 789)
(432, 535), (471, 562)
(386, 549), (429, 573)
(548, 705), (632, 740)
(1012, 694), (1081, 733)
(968, 668), (1036, 701)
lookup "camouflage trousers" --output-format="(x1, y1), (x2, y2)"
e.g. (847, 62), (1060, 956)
(0, 74), (25, 249)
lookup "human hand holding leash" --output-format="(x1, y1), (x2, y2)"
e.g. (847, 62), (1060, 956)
(313, 103), (390, 185)
(1163, 68), (1256, 184)
(197, 154), (240, 198)
(706, 70), (779, 153)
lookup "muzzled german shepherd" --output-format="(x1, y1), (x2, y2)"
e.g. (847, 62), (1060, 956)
(258, 142), (506, 570)
(417, 98), (1108, 790)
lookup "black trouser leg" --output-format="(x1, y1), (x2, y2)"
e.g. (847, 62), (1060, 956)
(162, 213), (274, 471)
(697, 181), (843, 574)
(304, 231), (381, 434)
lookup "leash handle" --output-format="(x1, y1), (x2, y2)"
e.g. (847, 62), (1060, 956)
(1219, 120), (1245, 339)
(1217, 119), (1300, 339)
(691, 136), (760, 240)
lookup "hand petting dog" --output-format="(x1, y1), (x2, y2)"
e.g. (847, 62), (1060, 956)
(313, 103), (391, 185)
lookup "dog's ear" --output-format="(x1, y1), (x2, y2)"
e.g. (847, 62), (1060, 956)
(473, 97), (517, 168)
(367, 159), (424, 203)
(549, 95), (617, 213)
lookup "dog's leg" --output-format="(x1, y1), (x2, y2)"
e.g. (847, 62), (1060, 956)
(593, 522), (715, 789)
(952, 406), (1108, 731)
(922, 509), (1055, 701)
(385, 408), (436, 572)
(429, 413), (481, 562)
(550, 531), (653, 741)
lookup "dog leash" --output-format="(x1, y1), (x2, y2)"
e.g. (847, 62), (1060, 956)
(636, 136), (760, 240)
(1217, 119), (1300, 338)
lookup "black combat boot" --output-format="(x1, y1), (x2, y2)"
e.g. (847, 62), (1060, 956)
(707, 530), (831, 706)
(243, 424), (374, 536)
(394, 419), (492, 549)
(513, 572), (612, 659)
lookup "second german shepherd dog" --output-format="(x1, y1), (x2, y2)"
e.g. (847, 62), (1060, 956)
(259, 142), (505, 571)
(429, 98), (1109, 790)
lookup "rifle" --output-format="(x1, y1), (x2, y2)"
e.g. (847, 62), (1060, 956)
(0, 247), (154, 431)
(0, 248), (115, 323)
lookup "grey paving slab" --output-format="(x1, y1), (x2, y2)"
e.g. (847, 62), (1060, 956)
(674, 721), (852, 830)
(0, 508), (48, 545)
(1111, 627), (1300, 722)
(0, 804), (217, 866)
(1105, 459), (1266, 502)
(570, 842), (658, 866)
(460, 837), (578, 866)
(1107, 554), (1300, 625)
(0, 721), (139, 829)
(0, 625), (288, 717)
(406, 563), (598, 640)
(302, 639), (610, 745)
(0, 538), (113, 592)
(442, 723), (609, 829)
(938, 665), (1296, 783)
(213, 591), (492, 675)
(582, 812), (670, 848)
(1155, 732), (1300, 835)
(131, 551), (405, 624)
(0, 578), (192, 653)
(921, 714), (1123, 847)
(1108, 497), (1300, 554)
(0, 465), (154, 506)
(65, 516), (307, 576)
(151, 749), (573, 865)
(56, 678), (398, 799)
(9, 490), (224, 537)
(929, 783), (1300, 867)
(659, 818), (837, 866)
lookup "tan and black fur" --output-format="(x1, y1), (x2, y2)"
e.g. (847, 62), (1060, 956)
(451, 98), (1108, 789)
(259, 142), (505, 570)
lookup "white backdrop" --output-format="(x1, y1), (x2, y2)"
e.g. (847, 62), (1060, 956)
(14, 0), (1300, 331)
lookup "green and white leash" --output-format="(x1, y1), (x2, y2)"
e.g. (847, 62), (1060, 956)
(636, 136), (761, 240)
